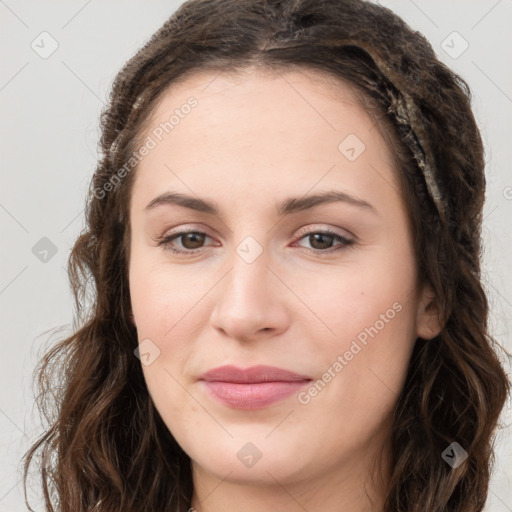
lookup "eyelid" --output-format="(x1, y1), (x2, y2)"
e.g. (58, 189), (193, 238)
(160, 223), (214, 238)
(160, 223), (355, 242)
(294, 223), (355, 241)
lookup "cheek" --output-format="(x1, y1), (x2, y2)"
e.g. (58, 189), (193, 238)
(129, 254), (223, 406)
(295, 248), (417, 348)
(129, 246), (210, 336)
(129, 260), (212, 443)
(292, 248), (418, 425)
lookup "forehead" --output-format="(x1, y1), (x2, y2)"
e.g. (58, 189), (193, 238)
(129, 65), (400, 215)
(146, 65), (364, 128)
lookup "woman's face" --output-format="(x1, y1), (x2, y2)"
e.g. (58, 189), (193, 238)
(128, 67), (438, 493)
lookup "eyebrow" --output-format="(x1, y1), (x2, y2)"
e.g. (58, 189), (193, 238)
(144, 190), (378, 216)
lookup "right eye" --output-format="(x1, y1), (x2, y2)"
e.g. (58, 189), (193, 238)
(158, 230), (215, 254)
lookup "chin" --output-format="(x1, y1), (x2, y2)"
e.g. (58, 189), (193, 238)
(184, 432), (319, 486)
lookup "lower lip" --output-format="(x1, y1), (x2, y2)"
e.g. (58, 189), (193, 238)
(202, 380), (311, 409)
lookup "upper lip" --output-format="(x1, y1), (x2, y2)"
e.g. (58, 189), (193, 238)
(199, 365), (312, 383)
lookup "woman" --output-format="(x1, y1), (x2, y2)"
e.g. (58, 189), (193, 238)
(23, 0), (510, 511)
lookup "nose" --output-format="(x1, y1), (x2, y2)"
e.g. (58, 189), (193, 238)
(209, 247), (290, 343)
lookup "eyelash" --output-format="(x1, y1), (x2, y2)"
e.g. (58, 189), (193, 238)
(157, 228), (355, 256)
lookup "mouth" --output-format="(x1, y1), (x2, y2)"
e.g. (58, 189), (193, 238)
(199, 365), (313, 410)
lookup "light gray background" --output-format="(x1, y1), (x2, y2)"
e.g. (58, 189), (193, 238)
(1, 1), (511, 510)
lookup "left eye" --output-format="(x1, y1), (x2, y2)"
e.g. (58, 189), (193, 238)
(293, 231), (354, 253)
(158, 230), (354, 255)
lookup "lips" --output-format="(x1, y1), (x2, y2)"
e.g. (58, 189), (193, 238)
(200, 364), (312, 383)
(199, 365), (312, 409)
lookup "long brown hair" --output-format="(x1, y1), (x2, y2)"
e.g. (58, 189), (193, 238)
(23, 1), (511, 510)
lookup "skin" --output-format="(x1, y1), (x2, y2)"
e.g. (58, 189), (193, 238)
(128, 65), (441, 512)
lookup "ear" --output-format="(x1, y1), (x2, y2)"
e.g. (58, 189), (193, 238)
(129, 311), (137, 327)
(416, 282), (443, 340)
